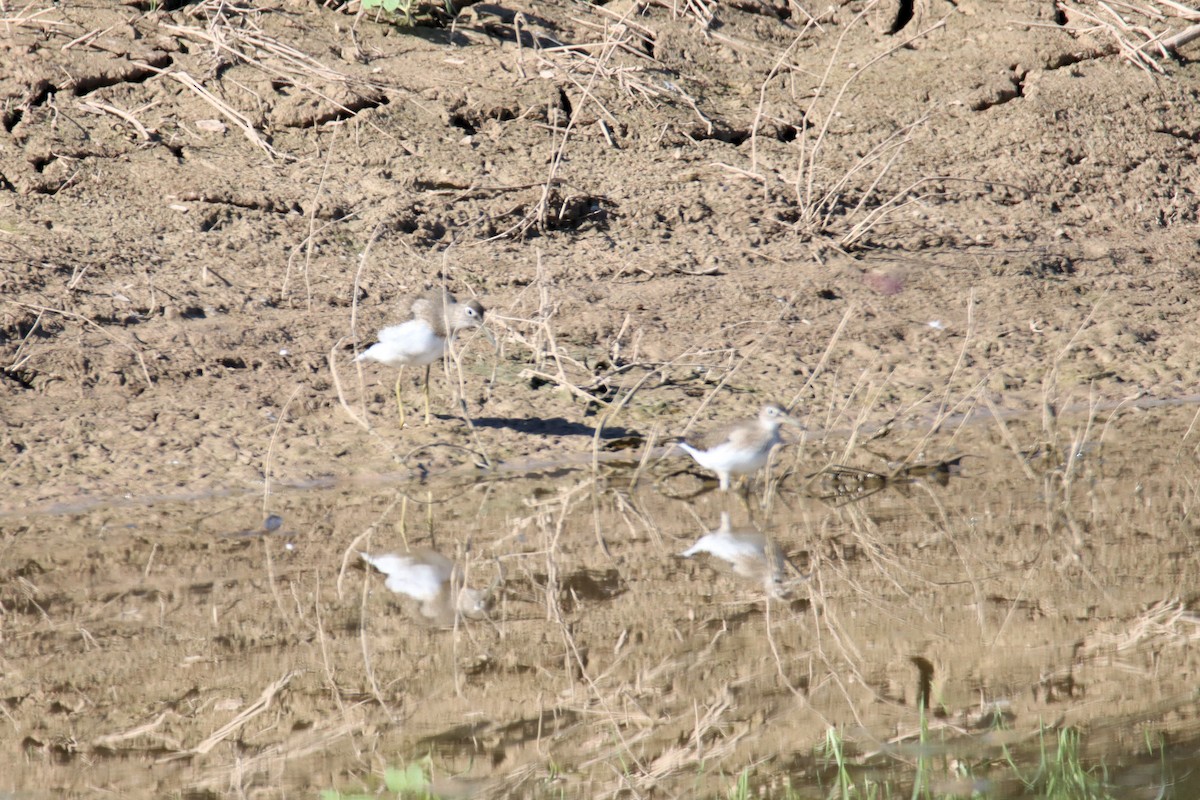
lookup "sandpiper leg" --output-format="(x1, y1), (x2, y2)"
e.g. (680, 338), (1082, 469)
(393, 366), (406, 427)
(423, 363), (432, 424)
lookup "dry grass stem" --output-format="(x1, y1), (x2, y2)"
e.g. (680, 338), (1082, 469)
(1056, 0), (1200, 72)
(680, 342), (761, 435)
(282, 125), (340, 308)
(163, 671), (297, 759)
(788, 302), (856, 412)
(329, 338), (371, 431)
(262, 383), (304, 515)
(774, 5), (949, 243)
(749, 27), (813, 177)
(169, 70), (283, 160)
(157, 10), (403, 148)
(93, 713), (174, 751)
(77, 99), (153, 140)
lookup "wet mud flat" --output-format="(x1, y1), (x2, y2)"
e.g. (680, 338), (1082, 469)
(3, 404), (1200, 797)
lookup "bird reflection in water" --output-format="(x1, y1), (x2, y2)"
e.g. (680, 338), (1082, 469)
(680, 513), (799, 598)
(361, 549), (497, 627)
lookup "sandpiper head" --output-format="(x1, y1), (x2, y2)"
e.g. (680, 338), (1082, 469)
(457, 586), (491, 618)
(452, 298), (498, 350)
(758, 402), (801, 430)
(450, 299), (486, 330)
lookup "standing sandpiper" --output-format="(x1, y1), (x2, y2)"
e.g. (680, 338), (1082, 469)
(677, 402), (802, 490)
(357, 289), (493, 425)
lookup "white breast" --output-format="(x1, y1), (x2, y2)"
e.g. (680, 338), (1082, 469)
(361, 553), (448, 602)
(681, 532), (766, 561)
(356, 320), (446, 367)
(687, 439), (774, 475)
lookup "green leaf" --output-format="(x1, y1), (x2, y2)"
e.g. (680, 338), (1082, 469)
(384, 763), (427, 794)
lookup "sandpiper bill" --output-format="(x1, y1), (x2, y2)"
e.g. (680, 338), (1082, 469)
(357, 289), (494, 425)
(677, 402), (802, 490)
(361, 549), (493, 626)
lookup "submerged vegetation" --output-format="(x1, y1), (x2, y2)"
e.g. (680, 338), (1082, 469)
(322, 760), (432, 800)
(323, 725), (1159, 799)
(799, 725), (1130, 800)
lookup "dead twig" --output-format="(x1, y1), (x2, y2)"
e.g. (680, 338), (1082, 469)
(169, 70), (283, 160)
(1056, 0), (1200, 72)
(160, 671), (297, 760)
(77, 100), (154, 141)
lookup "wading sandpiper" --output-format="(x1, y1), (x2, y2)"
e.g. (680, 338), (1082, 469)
(677, 402), (802, 491)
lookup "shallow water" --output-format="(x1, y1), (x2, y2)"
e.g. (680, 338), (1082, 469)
(3, 404), (1200, 798)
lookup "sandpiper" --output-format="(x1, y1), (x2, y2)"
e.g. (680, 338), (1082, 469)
(361, 549), (492, 626)
(677, 402), (802, 490)
(680, 513), (790, 597)
(356, 289), (494, 425)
